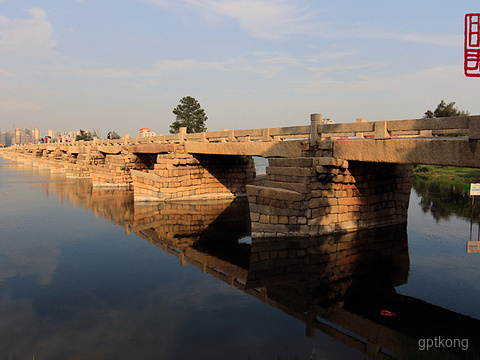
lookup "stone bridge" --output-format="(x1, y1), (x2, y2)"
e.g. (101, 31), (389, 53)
(3, 114), (480, 237)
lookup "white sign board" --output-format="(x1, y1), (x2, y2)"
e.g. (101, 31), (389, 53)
(470, 183), (480, 196)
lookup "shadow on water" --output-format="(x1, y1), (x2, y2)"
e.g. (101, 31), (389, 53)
(40, 176), (480, 360)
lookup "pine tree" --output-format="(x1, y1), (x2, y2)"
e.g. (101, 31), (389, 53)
(170, 96), (208, 134)
(424, 100), (470, 118)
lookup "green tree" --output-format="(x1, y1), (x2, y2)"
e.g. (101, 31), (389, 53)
(75, 129), (92, 141)
(423, 100), (470, 118)
(170, 96), (208, 134)
(109, 131), (121, 139)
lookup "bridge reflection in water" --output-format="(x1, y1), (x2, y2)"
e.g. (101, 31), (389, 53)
(44, 181), (480, 360)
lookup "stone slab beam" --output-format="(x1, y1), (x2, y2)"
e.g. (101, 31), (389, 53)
(98, 144), (126, 154)
(184, 140), (304, 158)
(332, 138), (480, 167)
(129, 144), (177, 154)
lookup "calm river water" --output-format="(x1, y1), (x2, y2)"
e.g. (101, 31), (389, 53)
(0, 156), (479, 360)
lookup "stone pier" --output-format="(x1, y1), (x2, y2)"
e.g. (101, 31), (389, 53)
(131, 144), (255, 202)
(246, 157), (413, 237)
(89, 154), (132, 188)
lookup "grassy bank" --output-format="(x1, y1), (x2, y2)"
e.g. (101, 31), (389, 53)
(414, 165), (480, 185)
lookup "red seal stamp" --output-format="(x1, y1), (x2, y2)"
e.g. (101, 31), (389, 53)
(465, 13), (480, 77)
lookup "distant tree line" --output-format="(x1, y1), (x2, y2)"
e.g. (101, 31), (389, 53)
(75, 129), (121, 141)
(423, 100), (469, 118)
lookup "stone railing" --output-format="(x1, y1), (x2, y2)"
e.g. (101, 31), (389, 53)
(313, 114), (480, 140)
(4, 114), (480, 152)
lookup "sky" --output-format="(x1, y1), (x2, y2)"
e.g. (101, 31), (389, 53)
(0, 0), (479, 138)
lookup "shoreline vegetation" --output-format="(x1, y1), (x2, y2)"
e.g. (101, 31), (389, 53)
(413, 165), (480, 223)
(413, 165), (480, 188)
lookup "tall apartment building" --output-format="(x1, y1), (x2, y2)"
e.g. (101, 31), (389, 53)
(0, 127), (41, 146)
(0, 130), (14, 147)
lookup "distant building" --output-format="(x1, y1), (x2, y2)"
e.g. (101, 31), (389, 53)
(5, 131), (12, 147)
(48, 129), (56, 139)
(33, 128), (41, 144)
(0, 129), (17, 146)
(138, 127), (156, 137)
(14, 128), (22, 145)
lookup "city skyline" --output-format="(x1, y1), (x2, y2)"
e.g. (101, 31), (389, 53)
(0, 1), (479, 137)
(0, 126), (81, 146)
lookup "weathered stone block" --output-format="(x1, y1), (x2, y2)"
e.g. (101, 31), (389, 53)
(309, 197), (338, 208)
(308, 214), (338, 226)
(266, 166), (315, 177)
(338, 197), (367, 206)
(269, 158), (314, 167)
(265, 180), (308, 194)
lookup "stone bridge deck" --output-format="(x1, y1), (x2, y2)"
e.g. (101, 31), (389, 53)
(5, 114), (480, 166)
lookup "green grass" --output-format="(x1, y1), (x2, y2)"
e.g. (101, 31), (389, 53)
(414, 164), (480, 184)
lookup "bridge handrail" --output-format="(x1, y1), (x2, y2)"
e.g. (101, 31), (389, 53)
(5, 115), (480, 153)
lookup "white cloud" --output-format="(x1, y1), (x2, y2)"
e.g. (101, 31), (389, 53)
(0, 7), (57, 57)
(306, 62), (386, 76)
(190, 0), (314, 39)
(143, 0), (460, 46)
(357, 30), (463, 48)
(256, 51), (356, 66)
(314, 51), (356, 60)
(257, 54), (303, 66)
(144, 0), (316, 40)
(153, 58), (280, 78)
(47, 57), (280, 81)
(134, 79), (159, 88)
(153, 59), (227, 72)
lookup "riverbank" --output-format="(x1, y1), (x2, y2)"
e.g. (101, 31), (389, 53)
(414, 165), (480, 186)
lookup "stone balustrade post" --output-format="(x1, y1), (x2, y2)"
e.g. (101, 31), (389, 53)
(310, 113), (322, 146)
(179, 127), (187, 143)
(356, 118), (367, 139)
(262, 128), (272, 142)
(469, 117), (480, 140)
(221, 129), (228, 143)
(374, 121), (390, 139)
(228, 130), (237, 142)
(419, 130), (433, 137)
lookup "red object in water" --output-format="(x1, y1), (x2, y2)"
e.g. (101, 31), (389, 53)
(380, 310), (396, 317)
